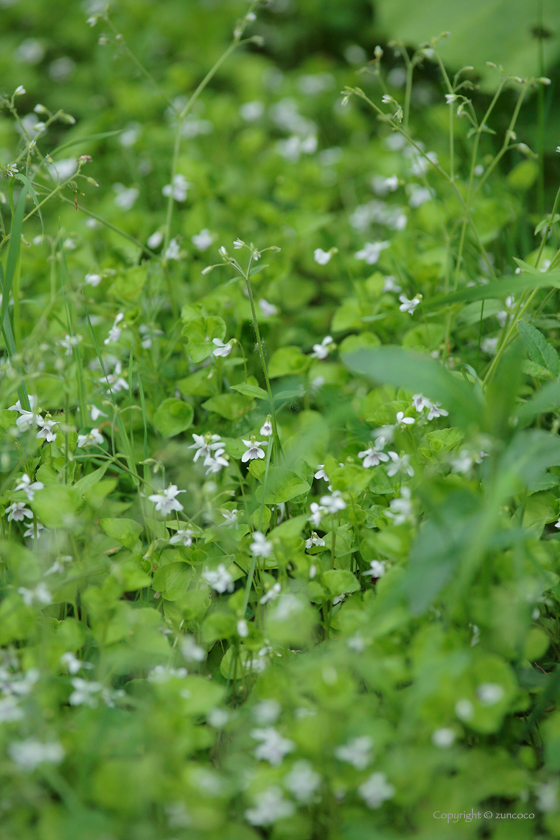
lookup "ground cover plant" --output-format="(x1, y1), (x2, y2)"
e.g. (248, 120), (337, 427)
(2, 1), (560, 838)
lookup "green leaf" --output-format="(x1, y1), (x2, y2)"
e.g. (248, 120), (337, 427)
(101, 518), (143, 549)
(152, 563), (193, 600)
(108, 266), (147, 301)
(321, 569), (361, 597)
(255, 469), (310, 504)
(152, 398), (194, 437)
(268, 346), (310, 378)
(202, 393), (253, 419)
(268, 514), (308, 541)
(201, 611), (237, 643)
(518, 321), (560, 377)
(230, 382), (269, 400)
(516, 379), (560, 425)
(73, 465), (109, 497)
(344, 345), (483, 430)
(32, 485), (80, 528)
(376, 0), (560, 91)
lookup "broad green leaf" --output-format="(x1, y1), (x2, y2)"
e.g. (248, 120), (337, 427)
(268, 346), (310, 378)
(152, 398), (194, 437)
(376, 0), (560, 91)
(73, 465), (109, 497)
(32, 485), (80, 528)
(202, 393), (253, 420)
(344, 345), (483, 430)
(230, 382), (269, 400)
(108, 266), (147, 301)
(255, 468), (310, 504)
(518, 321), (560, 377)
(522, 360), (554, 380)
(268, 514), (308, 541)
(101, 517), (143, 549)
(516, 379), (560, 425)
(201, 611), (237, 643)
(152, 562), (193, 600)
(499, 430), (560, 487)
(322, 569), (361, 597)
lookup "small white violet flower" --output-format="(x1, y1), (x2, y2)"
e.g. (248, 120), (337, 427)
(148, 484), (186, 515)
(314, 248), (332, 265)
(250, 727), (295, 766)
(399, 294), (421, 315)
(335, 735), (374, 770)
(242, 439), (267, 462)
(169, 528), (195, 547)
(201, 564), (234, 594)
(212, 338), (232, 358)
(15, 474), (44, 502)
(358, 772), (396, 808)
(251, 531), (273, 558)
(310, 335), (334, 360)
(319, 491), (346, 514)
(354, 241), (390, 264)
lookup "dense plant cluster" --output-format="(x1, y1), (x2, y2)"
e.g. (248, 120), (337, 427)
(1, 2), (560, 838)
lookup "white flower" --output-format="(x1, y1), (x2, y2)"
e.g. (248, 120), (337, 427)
(77, 428), (104, 448)
(319, 491), (346, 514)
(8, 397), (42, 431)
(245, 786), (295, 826)
(191, 229), (213, 251)
(69, 677), (103, 707)
(220, 509), (239, 527)
(204, 447), (229, 474)
(358, 772), (395, 808)
(259, 418), (273, 437)
(536, 781), (559, 813)
(347, 633), (366, 653)
(104, 312), (125, 345)
(382, 276), (402, 293)
(314, 248), (332, 265)
(162, 173), (190, 202)
(85, 273), (102, 286)
(308, 502), (325, 527)
(147, 665), (187, 683)
(354, 241), (390, 264)
(445, 93), (458, 104)
(60, 652), (93, 675)
(144, 232), (163, 252)
(399, 294), (421, 315)
(7, 503), (33, 522)
(15, 474), (44, 502)
(362, 560), (386, 579)
(253, 699), (282, 724)
(310, 335), (334, 360)
(201, 564), (234, 594)
(412, 394), (431, 412)
(426, 402), (449, 420)
(396, 411), (415, 428)
(240, 100), (264, 121)
(58, 334), (83, 355)
(207, 707), (229, 728)
(335, 735), (374, 770)
(314, 465), (329, 481)
(455, 699), (474, 720)
(169, 528), (195, 547)
(251, 531), (273, 558)
(386, 452), (414, 477)
(36, 418), (58, 443)
(259, 298), (278, 317)
(306, 532), (325, 549)
(476, 683), (504, 706)
(371, 174), (399, 196)
(386, 487), (413, 525)
(260, 582), (281, 605)
(358, 447), (389, 468)
(432, 728), (455, 748)
(212, 338), (232, 357)
(8, 739), (64, 772)
(23, 522), (46, 540)
(237, 619), (249, 638)
(451, 451), (473, 473)
(0, 696), (24, 723)
(99, 360), (129, 392)
(481, 336), (498, 355)
(284, 760), (321, 803)
(242, 439), (267, 462)
(18, 583), (51, 606)
(113, 183), (139, 211)
(164, 237), (182, 261)
(148, 484), (185, 515)
(372, 424), (396, 446)
(189, 433), (222, 462)
(251, 727), (295, 765)
(181, 635), (206, 662)
(407, 184), (434, 207)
